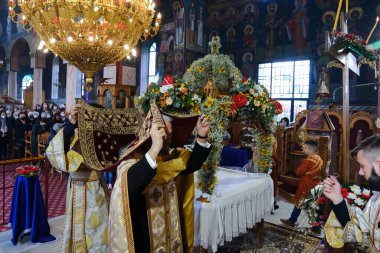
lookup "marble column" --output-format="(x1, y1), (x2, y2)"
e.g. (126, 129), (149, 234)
(65, 63), (82, 111)
(33, 67), (43, 108)
(7, 70), (17, 99)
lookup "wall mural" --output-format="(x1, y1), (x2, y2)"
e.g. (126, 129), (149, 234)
(186, 0), (206, 53)
(206, 0), (259, 79)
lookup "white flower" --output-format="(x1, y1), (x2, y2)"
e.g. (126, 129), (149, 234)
(245, 100), (250, 106)
(160, 84), (173, 93)
(363, 189), (371, 196)
(350, 185), (361, 195)
(347, 192), (357, 200)
(256, 86), (263, 94)
(165, 97), (173, 106)
(354, 198), (365, 206)
(315, 184), (323, 192)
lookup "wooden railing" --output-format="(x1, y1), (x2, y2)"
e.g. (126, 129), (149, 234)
(0, 157), (50, 226)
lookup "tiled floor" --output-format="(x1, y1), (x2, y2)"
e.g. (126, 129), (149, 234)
(0, 197), (312, 252)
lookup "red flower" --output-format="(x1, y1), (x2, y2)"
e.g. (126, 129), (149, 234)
(273, 100), (283, 115)
(362, 194), (371, 200)
(242, 77), (248, 84)
(162, 75), (174, 86)
(311, 222), (321, 227)
(345, 33), (355, 39)
(233, 94), (248, 108)
(341, 188), (349, 198)
(317, 196), (325, 205)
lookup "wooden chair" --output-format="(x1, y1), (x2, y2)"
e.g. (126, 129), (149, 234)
(38, 132), (50, 157)
(349, 111), (375, 183)
(24, 131), (33, 158)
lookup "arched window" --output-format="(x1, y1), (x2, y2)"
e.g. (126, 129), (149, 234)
(148, 42), (157, 84)
(21, 74), (33, 102)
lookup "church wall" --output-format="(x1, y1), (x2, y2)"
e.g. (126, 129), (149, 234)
(205, 0), (380, 111)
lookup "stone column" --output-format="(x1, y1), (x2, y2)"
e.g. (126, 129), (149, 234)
(7, 70), (17, 99)
(65, 63), (82, 111)
(30, 57), (43, 108)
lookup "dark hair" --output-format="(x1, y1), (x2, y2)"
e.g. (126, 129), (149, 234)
(351, 134), (380, 163)
(280, 117), (290, 127)
(304, 139), (318, 150)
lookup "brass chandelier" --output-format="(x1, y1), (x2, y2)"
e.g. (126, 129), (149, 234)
(9, 0), (161, 88)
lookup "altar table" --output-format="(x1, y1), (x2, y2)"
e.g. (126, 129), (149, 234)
(9, 175), (56, 245)
(194, 167), (274, 252)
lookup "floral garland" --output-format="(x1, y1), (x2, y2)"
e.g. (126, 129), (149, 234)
(135, 76), (201, 116)
(183, 36), (242, 93)
(197, 96), (233, 195)
(15, 165), (41, 177)
(300, 183), (372, 229)
(335, 32), (379, 61)
(229, 79), (279, 134)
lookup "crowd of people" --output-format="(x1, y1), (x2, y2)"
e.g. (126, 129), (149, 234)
(0, 102), (68, 160)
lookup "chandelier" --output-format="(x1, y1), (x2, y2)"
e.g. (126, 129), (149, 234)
(9, 0), (161, 88)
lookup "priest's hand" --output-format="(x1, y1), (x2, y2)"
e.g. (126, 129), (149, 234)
(323, 176), (343, 205)
(69, 104), (82, 125)
(196, 114), (210, 143)
(148, 123), (166, 160)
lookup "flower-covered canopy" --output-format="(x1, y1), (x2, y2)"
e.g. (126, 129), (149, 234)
(183, 36), (242, 93)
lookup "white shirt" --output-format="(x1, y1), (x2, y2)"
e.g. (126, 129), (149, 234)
(145, 140), (211, 169)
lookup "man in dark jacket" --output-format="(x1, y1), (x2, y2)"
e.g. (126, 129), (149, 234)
(15, 111), (32, 158)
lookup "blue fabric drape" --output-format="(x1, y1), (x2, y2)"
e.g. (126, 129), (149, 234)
(9, 175), (56, 245)
(219, 146), (252, 167)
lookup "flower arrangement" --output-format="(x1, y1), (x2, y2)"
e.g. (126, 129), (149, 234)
(197, 96), (233, 195)
(300, 183), (372, 229)
(183, 36), (242, 93)
(15, 165), (41, 177)
(256, 133), (275, 173)
(300, 183), (325, 228)
(229, 79), (279, 134)
(335, 32), (379, 61)
(135, 75), (201, 116)
(342, 184), (372, 209)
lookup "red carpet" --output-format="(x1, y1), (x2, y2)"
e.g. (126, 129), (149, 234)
(0, 166), (67, 232)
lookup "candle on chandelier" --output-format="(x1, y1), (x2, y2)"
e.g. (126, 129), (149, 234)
(366, 16), (379, 44)
(333, 0), (343, 32)
(345, 0), (348, 13)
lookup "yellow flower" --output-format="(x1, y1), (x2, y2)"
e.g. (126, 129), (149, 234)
(218, 67), (225, 73)
(198, 66), (205, 72)
(204, 97), (215, 108)
(261, 148), (270, 156)
(166, 97), (173, 105)
(188, 67), (193, 73)
(254, 100), (261, 107)
(180, 83), (185, 88)
(261, 104), (267, 112)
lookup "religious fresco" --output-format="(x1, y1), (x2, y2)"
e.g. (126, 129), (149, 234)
(185, 0), (207, 53)
(206, 0), (259, 79)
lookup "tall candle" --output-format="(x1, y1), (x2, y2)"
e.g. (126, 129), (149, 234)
(333, 0), (343, 31)
(346, 0), (348, 13)
(366, 17), (379, 44)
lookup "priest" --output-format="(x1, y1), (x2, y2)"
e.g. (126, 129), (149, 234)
(323, 134), (380, 251)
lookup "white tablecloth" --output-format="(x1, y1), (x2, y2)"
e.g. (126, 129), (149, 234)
(194, 167), (274, 252)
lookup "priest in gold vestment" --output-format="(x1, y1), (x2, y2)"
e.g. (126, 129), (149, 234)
(109, 106), (211, 253)
(323, 135), (380, 252)
(46, 101), (147, 253)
